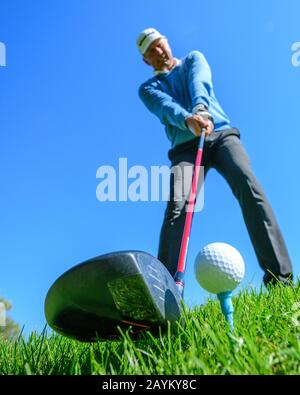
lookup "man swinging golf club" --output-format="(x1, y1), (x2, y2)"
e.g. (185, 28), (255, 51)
(43, 28), (295, 342)
(137, 27), (294, 288)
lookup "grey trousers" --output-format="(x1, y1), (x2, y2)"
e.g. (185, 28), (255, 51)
(157, 128), (293, 286)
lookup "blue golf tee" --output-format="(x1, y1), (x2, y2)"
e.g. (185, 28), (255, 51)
(217, 291), (234, 330)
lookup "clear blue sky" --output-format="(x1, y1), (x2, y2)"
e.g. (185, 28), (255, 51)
(0, 0), (299, 336)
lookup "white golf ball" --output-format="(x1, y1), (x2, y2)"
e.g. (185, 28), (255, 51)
(194, 242), (245, 294)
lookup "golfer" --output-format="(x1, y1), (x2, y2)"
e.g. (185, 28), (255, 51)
(137, 28), (293, 287)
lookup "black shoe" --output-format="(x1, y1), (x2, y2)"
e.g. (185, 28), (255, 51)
(263, 272), (294, 288)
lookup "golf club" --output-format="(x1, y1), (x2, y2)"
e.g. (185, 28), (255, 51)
(174, 129), (206, 296)
(45, 250), (182, 341)
(44, 130), (206, 341)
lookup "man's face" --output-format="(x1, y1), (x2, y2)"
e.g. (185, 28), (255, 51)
(143, 37), (173, 70)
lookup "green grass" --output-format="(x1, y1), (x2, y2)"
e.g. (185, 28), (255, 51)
(1, 284), (300, 375)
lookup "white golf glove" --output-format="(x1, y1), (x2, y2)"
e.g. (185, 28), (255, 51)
(192, 103), (214, 124)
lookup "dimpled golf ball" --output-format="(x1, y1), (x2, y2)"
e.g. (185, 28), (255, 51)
(194, 242), (245, 294)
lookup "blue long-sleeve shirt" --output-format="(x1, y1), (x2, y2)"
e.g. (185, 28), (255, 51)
(138, 51), (231, 148)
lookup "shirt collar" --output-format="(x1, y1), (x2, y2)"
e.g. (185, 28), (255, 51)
(153, 58), (182, 76)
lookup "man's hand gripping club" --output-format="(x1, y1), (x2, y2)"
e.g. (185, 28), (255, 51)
(185, 103), (214, 137)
